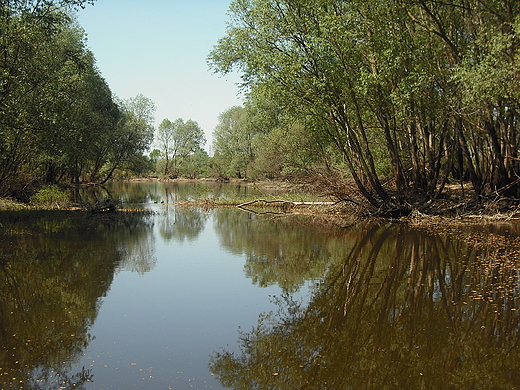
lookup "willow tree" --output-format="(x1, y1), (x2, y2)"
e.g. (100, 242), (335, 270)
(155, 118), (205, 178)
(0, 0), (107, 193)
(37, 27), (122, 184)
(212, 106), (256, 178)
(98, 94), (156, 184)
(209, 0), (520, 214)
(209, 0), (445, 212)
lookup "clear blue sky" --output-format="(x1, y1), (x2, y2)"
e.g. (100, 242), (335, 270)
(77, 0), (243, 151)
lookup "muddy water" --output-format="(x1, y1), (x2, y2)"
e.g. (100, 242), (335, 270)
(1, 182), (519, 389)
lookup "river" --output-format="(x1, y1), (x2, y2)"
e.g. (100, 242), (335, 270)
(1, 181), (520, 389)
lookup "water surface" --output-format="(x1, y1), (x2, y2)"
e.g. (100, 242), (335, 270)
(1, 182), (520, 389)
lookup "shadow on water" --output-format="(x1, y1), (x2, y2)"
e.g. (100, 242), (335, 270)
(0, 210), (155, 389)
(209, 221), (520, 390)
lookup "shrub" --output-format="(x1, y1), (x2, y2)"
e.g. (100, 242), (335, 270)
(30, 185), (71, 209)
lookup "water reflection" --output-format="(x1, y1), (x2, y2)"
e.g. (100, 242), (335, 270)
(158, 206), (209, 243)
(4, 182), (520, 389)
(83, 180), (262, 205)
(209, 222), (520, 390)
(213, 211), (342, 292)
(0, 211), (154, 389)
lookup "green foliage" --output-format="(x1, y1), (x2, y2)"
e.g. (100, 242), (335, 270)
(453, 15), (520, 108)
(0, 1), (155, 196)
(155, 118), (206, 177)
(178, 148), (210, 178)
(96, 94), (156, 183)
(30, 185), (70, 209)
(209, 0), (520, 212)
(212, 106), (253, 178)
(156, 118), (175, 175)
(253, 121), (329, 179)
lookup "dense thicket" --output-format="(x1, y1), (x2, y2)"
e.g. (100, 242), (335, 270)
(0, 0), (155, 198)
(209, 0), (520, 214)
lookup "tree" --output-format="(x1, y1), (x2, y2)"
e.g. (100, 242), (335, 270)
(154, 118), (205, 177)
(37, 29), (121, 183)
(209, 0), (520, 215)
(252, 121), (326, 180)
(99, 94), (156, 184)
(209, 0), (394, 207)
(179, 148), (210, 179)
(212, 102), (285, 179)
(4, 0), (95, 14)
(0, 1), (161, 197)
(212, 106), (254, 178)
(156, 119), (175, 175)
(0, 2), (110, 193)
(148, 148), (161, 173)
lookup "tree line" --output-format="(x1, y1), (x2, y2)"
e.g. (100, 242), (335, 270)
(0, 0), (157, 199)
(208, 0), (520, 215)
(6, 0), (519, 215)
(0, 0), (214, 197)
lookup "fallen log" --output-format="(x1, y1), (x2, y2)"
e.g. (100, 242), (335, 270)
(89, 198), (117, 213)
(237, 199), (334, 208)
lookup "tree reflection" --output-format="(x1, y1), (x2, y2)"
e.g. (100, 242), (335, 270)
(158, 206), (209, 243)
(213, 210), (358, 292)
(101, 180), (260, 204)
(0, 210), (154, 389)
(210, 223), (520, 389)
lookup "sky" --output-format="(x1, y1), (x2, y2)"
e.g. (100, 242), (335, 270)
(77, 0), (243, 152)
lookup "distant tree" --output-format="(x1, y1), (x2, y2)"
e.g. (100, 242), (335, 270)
(155, 118), (205, 177)
(99, 94), (155, 183)
(123, 94), (156, 132)
(156, 119), (175, 175)
(253, 122), (324, 179)
(212, 106), (258, 179)
(179, 148), (210, 179)
(149, 149), (161, 173)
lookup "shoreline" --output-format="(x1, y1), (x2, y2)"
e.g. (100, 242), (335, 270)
(2, 178), (520, 224)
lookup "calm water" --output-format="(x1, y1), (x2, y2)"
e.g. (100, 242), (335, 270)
(1, 181), (520, 389)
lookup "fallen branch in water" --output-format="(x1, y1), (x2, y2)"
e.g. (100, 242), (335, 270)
(82, 198), (118, 213)
(237, 199), (334, 208)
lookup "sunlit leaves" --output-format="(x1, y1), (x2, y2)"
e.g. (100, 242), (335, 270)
(0, 1), (156, 192)
(210, 0), (520, 209)
(155, 117), (205, 177)
(212, 106), (255, 179)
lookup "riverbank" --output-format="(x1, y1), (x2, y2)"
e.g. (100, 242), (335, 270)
(2, 178), (520, 224)
(0, 197), (28, 210)
(166, 179), (520, 222)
